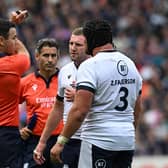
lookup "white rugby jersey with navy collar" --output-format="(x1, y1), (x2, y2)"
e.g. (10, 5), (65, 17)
(57, 61), (82, 139)
(76, 50), (143, 150)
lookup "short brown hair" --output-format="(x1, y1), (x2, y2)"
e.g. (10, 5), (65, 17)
(35, 38), (59, 54)
(71, 27), (83, 36)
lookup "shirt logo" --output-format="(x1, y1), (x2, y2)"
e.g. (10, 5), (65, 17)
(36, 97), (56, 108)
(68, 74), (71, 79)
(95, 159), (106, 168)
(117, 60), (128, 76)
(32, 84), (38, 91)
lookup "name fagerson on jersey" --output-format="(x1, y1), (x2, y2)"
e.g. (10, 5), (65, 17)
(111, 78), (135, 86)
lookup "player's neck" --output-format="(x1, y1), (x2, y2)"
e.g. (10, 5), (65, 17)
(74, 55), (90, 69)
(92, 43), (113, 56)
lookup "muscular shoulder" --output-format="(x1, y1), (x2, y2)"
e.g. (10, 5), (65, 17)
(60, 62), (75, 72)
(21, 72), (35, 84)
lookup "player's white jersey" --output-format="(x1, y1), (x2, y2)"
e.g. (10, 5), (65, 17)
(76, 50), (143, 150)
(58, 61), (81, 139)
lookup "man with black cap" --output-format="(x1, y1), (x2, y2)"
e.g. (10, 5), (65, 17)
(46, 19), (143, 168)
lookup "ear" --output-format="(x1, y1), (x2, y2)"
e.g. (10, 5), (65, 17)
(35, 53), (40, 61)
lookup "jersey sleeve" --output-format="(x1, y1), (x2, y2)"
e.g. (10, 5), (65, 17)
(57, 68), (64, 98)
(76, 60), (96, 93)
(13, 54), (30, 75)
(132, 61), (143, 97)
(137, 72), (143, 96)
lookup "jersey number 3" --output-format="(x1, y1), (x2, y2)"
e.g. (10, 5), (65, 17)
(114, 87), (128, 111)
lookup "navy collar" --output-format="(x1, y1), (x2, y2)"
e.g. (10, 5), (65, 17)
(35, 68), (59, 78)
(34, 68), (59, 88)
(98, 49), (117, 53)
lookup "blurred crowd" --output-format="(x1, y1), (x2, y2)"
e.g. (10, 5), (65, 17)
(1, 0), (168, 156)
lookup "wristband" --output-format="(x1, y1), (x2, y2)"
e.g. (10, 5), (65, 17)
(56, 135), (69, 146)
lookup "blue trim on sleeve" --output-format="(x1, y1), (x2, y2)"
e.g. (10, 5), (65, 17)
(56, 95), (64, 102)
(139, 90), (142, 95)
(76, 85), (95, 94)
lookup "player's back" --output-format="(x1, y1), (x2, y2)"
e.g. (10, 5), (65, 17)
(77, 50), (142, 150)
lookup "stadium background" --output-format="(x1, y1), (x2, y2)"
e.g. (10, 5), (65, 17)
(1, 0), (168, 167)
